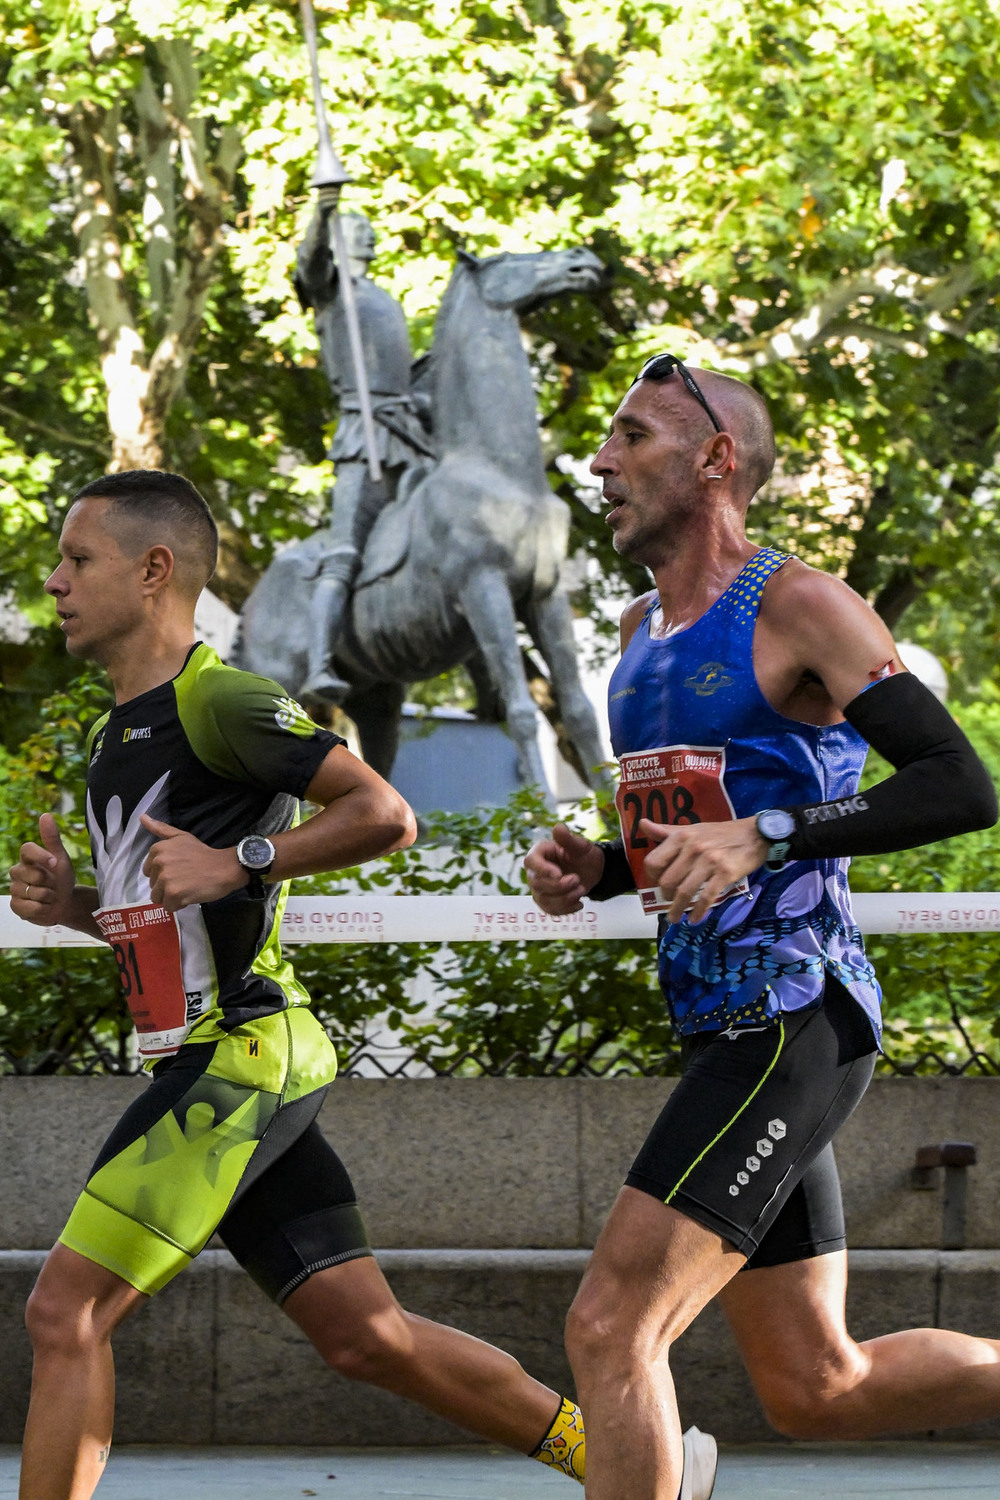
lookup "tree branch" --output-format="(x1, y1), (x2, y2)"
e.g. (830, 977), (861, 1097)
(710, 257), (985, 371)
(133, 64), (177, 329)
(143, 39), (242, 427)
(873, 565), (938, 632)
(824, 318), (928, 356)
(0, 400), (107, 456)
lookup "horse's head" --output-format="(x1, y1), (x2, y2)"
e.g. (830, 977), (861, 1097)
(457, 246), (605, 313)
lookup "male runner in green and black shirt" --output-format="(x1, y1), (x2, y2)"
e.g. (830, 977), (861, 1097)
(9, 471), (586, 1500)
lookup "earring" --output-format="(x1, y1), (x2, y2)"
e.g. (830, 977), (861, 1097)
(708, 475), (723, 482)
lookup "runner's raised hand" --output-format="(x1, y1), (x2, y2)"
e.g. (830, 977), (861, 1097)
(524, 824), (605, 915)
(140, 814), (246, 912)
(9, 813), (77, 927)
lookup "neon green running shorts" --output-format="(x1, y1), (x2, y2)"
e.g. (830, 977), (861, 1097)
(59, 1007), (338, 1295)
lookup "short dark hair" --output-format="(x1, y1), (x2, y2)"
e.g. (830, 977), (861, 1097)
(70, 470), (219, 595)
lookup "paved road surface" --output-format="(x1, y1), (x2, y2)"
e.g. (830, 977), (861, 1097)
(0, 1443), (996, 1498)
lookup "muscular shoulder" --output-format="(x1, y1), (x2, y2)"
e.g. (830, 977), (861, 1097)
(759, 557), (900, 709)
(175, 647), (341, 790)
(761, 558), (886, 641)
(620, 590), (658, 652)
(176, 648), (290, 730)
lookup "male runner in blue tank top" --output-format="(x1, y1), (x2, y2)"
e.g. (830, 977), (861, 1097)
(10, 470), (587, 1499)
(524, 355), (998, 1500)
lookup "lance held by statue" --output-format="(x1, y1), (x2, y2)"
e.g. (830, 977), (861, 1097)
(294, 192), (435, 704)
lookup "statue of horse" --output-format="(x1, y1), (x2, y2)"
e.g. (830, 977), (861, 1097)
(234, 245), (608, 799)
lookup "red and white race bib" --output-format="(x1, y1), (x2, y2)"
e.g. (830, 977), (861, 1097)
(615, 744), (751, 914)
(94, 903), (189, 1058)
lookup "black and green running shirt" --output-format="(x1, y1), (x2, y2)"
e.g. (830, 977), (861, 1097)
(85, 643), (344, 1063)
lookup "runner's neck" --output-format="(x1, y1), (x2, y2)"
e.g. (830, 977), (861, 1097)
(647, 539), (759, 638)
(106, 631), (200, 705)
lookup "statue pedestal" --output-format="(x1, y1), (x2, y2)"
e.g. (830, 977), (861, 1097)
(391, 706), (520, 814)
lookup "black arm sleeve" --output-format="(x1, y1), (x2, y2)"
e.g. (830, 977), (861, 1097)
(588, 837), (637, 901)
(786, 673), (998, 860)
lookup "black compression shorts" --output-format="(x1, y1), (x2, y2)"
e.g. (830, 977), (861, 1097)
(626, 977), (878, 1266)
(218, 1120), (372, 1305)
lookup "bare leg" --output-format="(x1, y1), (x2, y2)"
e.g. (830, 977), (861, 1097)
(565, 1186), (743, 1500)
(20, 1243), (146, 1500)
(284, 1254), (561, 1452)
(721, 1250), (1000, 1437)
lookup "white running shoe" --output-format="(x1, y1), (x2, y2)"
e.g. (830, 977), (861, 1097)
(680, 1425), (718, 1500)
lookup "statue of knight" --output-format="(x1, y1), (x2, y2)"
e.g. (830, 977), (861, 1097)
(295, 189), (435, 703)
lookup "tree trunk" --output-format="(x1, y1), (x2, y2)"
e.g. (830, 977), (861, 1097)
(873, 566), (937, 634)
(66, 47), (240, 481)
(107, 358), (166, 471)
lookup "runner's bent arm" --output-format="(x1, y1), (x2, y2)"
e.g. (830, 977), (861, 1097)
(272, 743), (417, 877)
(142, 744), (416, 912)
(755, 565), (996, 856)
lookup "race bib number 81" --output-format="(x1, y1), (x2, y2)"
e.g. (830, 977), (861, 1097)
(94, 902), (189, 1058)
(615, 744), (750, 914)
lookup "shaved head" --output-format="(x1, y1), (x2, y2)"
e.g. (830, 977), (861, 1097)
(692, 369), (776, 499)
(637, 363), (777, 503)
(69, 470), (218, 598)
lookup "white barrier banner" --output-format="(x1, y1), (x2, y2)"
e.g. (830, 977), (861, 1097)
(3, 893), (1000, 947)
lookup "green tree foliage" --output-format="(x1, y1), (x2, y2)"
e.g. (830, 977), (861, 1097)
(1, 0), (999, 719)
(2, 0), (999, 1071)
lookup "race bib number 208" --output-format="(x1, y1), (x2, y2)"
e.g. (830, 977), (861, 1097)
(615, 744), (750, 915)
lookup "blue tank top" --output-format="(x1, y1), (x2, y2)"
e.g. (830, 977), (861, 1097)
(607, 547), (881, 1040)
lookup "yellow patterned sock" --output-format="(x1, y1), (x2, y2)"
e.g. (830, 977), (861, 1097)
(530, 1396), (586, 1484)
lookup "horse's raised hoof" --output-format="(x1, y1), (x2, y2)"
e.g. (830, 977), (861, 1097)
(300, 670), (351, 706)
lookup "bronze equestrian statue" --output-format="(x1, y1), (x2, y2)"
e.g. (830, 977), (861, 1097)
(234, 244), (608, 802)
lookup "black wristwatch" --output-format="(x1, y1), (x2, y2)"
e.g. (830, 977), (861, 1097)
(236, 834), (276, 899)
(755, 809), (797, 871)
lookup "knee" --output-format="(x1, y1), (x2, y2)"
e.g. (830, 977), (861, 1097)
(319, 1308), (415, 1386)
(565, 1289), (607, 1368)
(565, 1282), (670, 1380)
(25, 1281), (95, 1360)
(758, 1349), (870, 1440)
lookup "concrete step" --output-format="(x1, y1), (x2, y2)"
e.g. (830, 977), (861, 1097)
(4, 1248), (1000, 1446)
(4, 1076), (1000, 1253)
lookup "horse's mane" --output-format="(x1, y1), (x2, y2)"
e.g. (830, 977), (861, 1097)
(427, 259), (482, 427)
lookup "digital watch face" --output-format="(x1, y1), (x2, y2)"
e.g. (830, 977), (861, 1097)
(239, 835), (275, 870)
(758, 810), (795, 843)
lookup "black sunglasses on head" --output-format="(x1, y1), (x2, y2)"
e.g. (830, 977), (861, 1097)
(633, 353), (723, 433)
